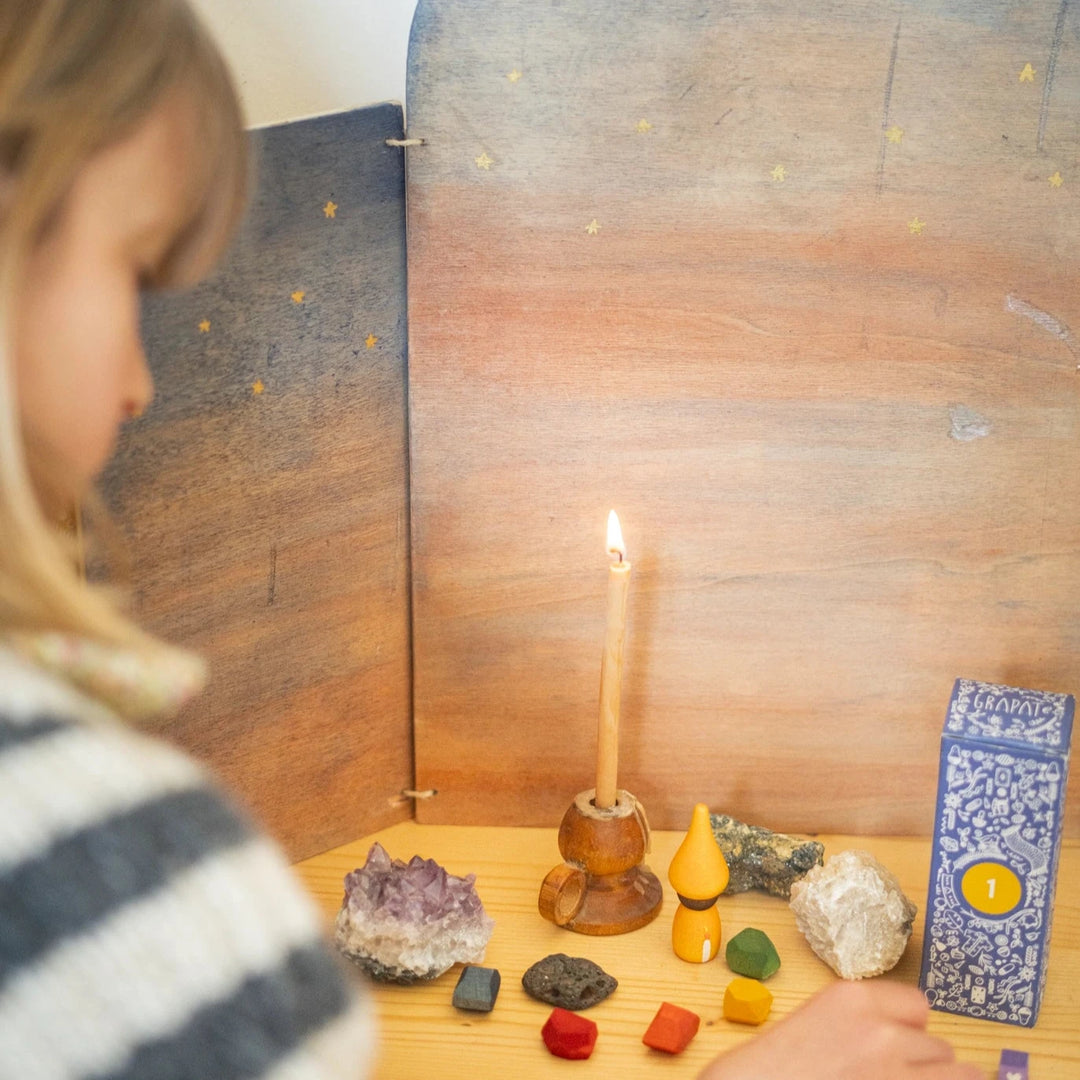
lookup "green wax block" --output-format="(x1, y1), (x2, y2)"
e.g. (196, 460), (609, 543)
(726, 927), (781, 980)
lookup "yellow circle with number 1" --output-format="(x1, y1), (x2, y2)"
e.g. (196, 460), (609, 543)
(960, 861), (1023, 916)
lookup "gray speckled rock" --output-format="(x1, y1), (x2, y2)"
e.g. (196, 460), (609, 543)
(789, 849), (917, 979)
(521, 954), (617, 1010)
(711, 813), (824, 898)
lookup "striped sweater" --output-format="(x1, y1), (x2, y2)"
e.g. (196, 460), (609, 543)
(0, 646), (374, 1080)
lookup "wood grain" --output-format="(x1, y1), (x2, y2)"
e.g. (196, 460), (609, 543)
(101, 106), (414, 859)
(405, 1), (1080, 833)
(295, 821), (1080, 1079)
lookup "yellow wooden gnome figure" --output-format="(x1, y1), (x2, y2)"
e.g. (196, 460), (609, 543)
(668, 803), (729, 963)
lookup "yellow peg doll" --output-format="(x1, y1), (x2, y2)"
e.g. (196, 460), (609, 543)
(668, 803), (730, 963)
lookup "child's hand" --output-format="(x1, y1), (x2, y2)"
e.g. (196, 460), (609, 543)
(698, 980), (985, 1080)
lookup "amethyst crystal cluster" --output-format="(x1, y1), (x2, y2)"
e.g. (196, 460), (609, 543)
(335, 843), (495, 983)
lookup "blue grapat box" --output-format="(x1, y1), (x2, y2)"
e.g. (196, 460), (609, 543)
(920, 679), (1073, 1026)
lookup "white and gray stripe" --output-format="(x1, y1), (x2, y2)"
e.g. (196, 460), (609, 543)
(0, 718), (207, 873)
(0, 786), (253, 990)
(260, 1000), (376, 1080)
(1, 648), (370, 1080)
(94, 943), (355, 1080)
(0, 838), (336, 1080)
(0, 714), (69, 754)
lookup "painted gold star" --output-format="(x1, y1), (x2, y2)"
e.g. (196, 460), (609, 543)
(291, 290), (305, 303)
(475, 151), (494, 170)
(198, 319), (211, 333)
(323, 200), (338, 218)
(908, 216), (926, 235)
(771, 164), (787, 182)
(252, 379), (265, 395)
(585, 219), (601, 235)
(1049, 171), (1064, 187)
(1019, 62), (1036, 83)
(507, 69), (523, 83)
(886, 125), (904, 144)
(365, 333), (378, 349)
(636, 119), (653, 134)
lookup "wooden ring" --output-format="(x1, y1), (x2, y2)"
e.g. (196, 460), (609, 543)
(538, 863), (588, 926)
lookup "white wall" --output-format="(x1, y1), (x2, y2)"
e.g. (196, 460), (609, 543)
(190, 0), (420, 127)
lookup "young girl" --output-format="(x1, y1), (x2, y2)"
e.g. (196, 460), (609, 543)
(0, 3), (374, 1077)
(0, 4), (981, 1078)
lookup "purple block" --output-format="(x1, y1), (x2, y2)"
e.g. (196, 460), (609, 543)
(920, 679), (1073, 1027)
(997, 1049), (1029, 1080)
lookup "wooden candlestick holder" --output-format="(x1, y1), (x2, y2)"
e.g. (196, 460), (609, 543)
(538, 788), (664, 935)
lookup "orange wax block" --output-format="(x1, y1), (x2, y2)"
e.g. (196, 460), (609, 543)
(669, 803), (729, 900)
(723, 977), (773, 1026)
(642, 1001), (701, 1054)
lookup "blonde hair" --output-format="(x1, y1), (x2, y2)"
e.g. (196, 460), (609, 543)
(0, 1), (247, 663)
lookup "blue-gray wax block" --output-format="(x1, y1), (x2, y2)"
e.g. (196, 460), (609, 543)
(452, 965), (501, 1012)
(998, 1049), (1028, 1080)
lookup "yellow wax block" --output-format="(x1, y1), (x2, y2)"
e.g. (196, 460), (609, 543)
(723, 977), (773, 1026)
(669, 803), (729, 900)
(672, 902), (721, 963)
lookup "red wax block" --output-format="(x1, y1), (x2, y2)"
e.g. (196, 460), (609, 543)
(642, 1001), (701, 1054)
(541, 1007), (599, 1060)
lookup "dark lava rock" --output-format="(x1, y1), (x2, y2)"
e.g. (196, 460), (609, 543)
(521, 953), (617, 1010)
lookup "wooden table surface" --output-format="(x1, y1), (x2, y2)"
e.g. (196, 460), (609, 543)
(294, 823), (1080, 1079)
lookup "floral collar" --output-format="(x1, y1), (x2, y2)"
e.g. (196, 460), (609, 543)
(10, 632), (206, 722)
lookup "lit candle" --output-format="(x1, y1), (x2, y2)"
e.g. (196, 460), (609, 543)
(595, 510), (631, 810)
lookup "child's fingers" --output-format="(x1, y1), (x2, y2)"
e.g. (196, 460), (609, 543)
(816, 980), (931, 1029)
(912, 1063), (986, 1080)
(865, 982), (932, 1027)
(886, 1027), (957, 1065)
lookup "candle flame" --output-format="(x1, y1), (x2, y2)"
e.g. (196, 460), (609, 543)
(606, 509), (626, 563)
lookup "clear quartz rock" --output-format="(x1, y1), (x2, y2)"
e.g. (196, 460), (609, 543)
(334, 842), (495, 983)
(789, 849), (917, 979)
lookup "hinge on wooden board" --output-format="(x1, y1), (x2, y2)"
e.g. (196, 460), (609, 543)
(388, 787), (439, 808)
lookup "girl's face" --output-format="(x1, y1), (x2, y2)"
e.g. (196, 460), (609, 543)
(14, 97), (199, 500)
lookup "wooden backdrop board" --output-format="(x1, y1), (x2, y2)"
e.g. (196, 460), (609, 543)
(102, 106), (413, 860)
(406, 1), (1080, 834)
